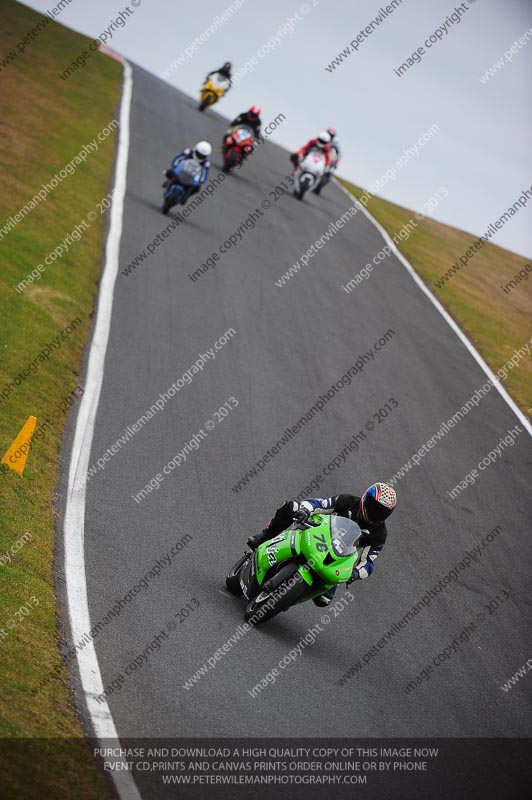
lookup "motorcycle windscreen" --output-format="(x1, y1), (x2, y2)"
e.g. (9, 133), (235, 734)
(235, 126), (254, 142)
(329, 516), (362, 557)
(301, 152), (325, 175)
(175, 159), (202, 186)
(212, 75), (229, 89)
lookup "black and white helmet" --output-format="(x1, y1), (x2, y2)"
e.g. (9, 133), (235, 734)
(317, 131), (331, 147)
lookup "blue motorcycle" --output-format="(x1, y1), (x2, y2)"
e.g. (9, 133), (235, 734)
(162, 159), (203, 214)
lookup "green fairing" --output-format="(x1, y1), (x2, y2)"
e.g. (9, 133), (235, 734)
(254, 514), (360, 594)
(226, 513), (364, 623)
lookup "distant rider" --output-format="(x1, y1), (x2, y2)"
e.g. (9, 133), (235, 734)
(205, 61), (233, 91)
(229, 105), (262, 139)
(314, 126), (341, 194)
(290, 130), (332, 170)
(163, 141), (212, 197)
(247, 483), (397, 606)
(328, 126), (341, 167)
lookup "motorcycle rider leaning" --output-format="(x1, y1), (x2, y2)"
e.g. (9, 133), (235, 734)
(205, 61), (233, 91)
(247, 483), (397, 607)
(290, 130), (332, 169)
(229, 105), (262, 139)
(314, 126), (341, 194)
(164, 141), (212, 195)
(327, 126), (341, 167)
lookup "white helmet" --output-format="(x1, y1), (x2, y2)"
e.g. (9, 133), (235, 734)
(317, 131), (331, 146)
(195, 141), (212, 160)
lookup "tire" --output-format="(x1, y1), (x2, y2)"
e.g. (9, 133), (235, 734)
(295, 175), (312, 201)
(244, 571), (309, 626)
(199, 93), (213, 112)
(162, 184), (180, 214)
(225, 554), (249, 595)
(300, 175), (314, 200)
(223, 149), (240, 173)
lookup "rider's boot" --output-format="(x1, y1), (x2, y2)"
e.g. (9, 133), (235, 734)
(247, 527), (272, 551)
(247, 502), (294, 550)
(313, 586), (337, 607)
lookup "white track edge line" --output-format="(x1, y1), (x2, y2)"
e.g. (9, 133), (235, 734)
(63, 59), (142, 800)
(333, 178), (532, 438)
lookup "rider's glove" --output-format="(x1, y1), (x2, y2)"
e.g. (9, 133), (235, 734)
(349, 562), (375, 582)
(294, 508), (310, 525)
(290, 153), (299, 165)
(293, 506), (311, 524)
(348, 548), (379, 583)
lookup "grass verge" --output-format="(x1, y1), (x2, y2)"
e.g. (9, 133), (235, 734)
(339, 178), (532, 413)
(0, 0), (122, 797)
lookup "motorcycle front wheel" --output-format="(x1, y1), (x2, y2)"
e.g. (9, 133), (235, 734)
(162, 184), (181, 214)
(199, 93), (214, 111)
(161, 197), (173, 214)
(244, 571), (309, 626)
(223, 149), (240, 173)
(295, 175), (313, 201)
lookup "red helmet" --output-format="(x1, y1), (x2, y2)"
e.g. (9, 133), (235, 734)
(249, 105), (261, 118)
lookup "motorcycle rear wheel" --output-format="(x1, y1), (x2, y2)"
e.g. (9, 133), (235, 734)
(225, 553), (249, 595)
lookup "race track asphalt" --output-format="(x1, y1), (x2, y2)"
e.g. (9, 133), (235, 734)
(59, 63), (532, 797)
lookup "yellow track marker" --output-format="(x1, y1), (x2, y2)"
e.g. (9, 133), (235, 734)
(1, 416), (37, 475)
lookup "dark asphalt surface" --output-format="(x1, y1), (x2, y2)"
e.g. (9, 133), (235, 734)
(70, 64), (531, 792)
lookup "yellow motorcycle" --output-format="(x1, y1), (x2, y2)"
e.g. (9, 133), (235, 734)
(199, 74), (229, 111)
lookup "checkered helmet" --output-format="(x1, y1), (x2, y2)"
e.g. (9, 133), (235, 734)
(360, 482), (397, 523)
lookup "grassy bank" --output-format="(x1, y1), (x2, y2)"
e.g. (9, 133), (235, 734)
(0, 0), (122, 797)
(339, 178), (532, 413)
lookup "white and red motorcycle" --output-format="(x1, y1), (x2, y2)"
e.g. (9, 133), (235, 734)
(293, 149), (327, 200)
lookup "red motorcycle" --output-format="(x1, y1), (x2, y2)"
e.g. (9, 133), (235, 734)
(222, 124), (255, 172)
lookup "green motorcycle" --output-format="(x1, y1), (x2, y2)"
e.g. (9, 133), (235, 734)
(225, 513), (363, 625)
